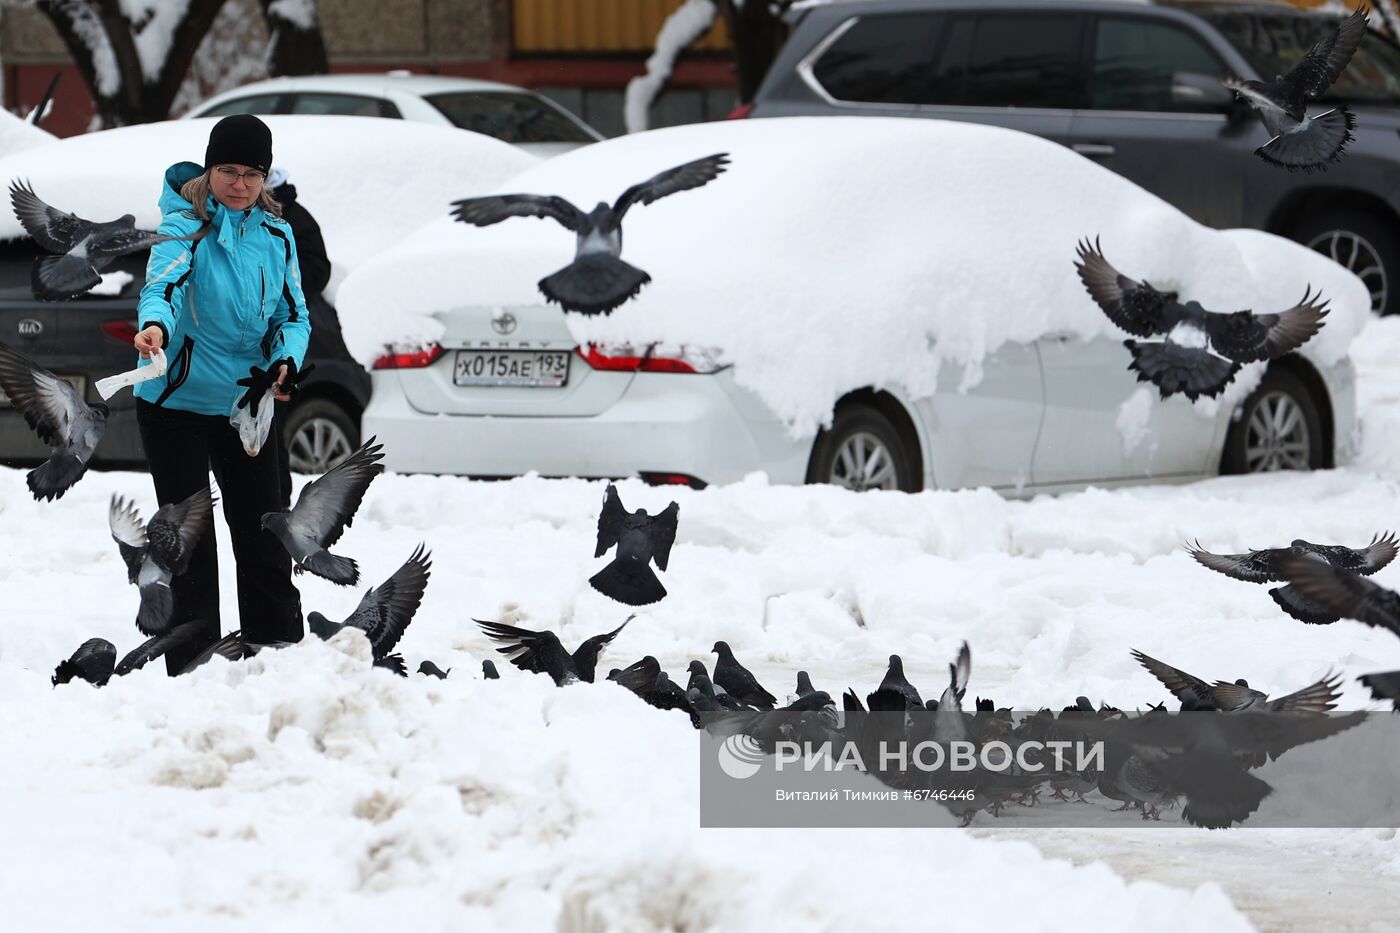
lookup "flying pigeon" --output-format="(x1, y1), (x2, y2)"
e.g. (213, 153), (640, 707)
(712, 640), (777, 710)
(308, 544), (432, 664)
(589, 483), (679, 606)
(1222, 7), (1367, 173)
(51, 637), (116, 687)
(474, 615), (631, 685)
(0, 340), (108, 500)
(109, 489), (216, 635)
(418, 660), (450, 679)
(1131, 649), (1341, 713)
(1075, 239), (1329, 401)
(9, 179), (208, 301)
(449, 153), (730, 315)
(261, 437), (385, 585)
(1187, 533), (1397, 624)
(1359, 671), (1400, 710)
(1277, 553), (1400, 640)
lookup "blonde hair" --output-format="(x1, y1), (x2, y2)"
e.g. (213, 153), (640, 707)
(180, 169), (283, 221)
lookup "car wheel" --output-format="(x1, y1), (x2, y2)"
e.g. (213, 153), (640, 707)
(1220, 368), (1324, 475)
(282, 398), (358, 474)
(1293, 210), (1400, 316)
(807, 404), (918, 492)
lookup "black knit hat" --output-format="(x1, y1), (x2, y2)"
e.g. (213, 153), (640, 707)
(204, 114), (273, 174)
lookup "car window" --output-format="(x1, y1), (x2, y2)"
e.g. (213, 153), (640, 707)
(289, 93), (400, 118)
(198, 94), (282, 117)
(933, 14), (1083, 108)
(811, 13), (943, 105)
(1089, 17), (1225, 111)
(425, 92), (597, 143)
(1207, 12), (1400, 103)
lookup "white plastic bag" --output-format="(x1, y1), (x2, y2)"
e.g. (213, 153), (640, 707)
(95, 348), (167, 400)
(230, 387), (276, 457)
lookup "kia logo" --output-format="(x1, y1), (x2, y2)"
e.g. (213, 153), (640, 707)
(490, 311), (517, 335)
(17, 318), (42, 338)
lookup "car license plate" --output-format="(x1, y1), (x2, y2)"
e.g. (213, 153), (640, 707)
(0, 375), (84, 406)
(453, 349), (569, 387)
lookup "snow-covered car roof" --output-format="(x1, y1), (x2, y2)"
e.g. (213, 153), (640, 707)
(0, 115), (537, 293)
(185, 73), (548, 106)
(336, 116), (1370, 435)
(0, 107), (57, 159)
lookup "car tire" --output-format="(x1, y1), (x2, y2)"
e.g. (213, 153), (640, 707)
(282, 398), (359, 474)
(1220, 368), (1324, 475)
(1293, 210), (1400, 316)
(807, 404), (919, 492)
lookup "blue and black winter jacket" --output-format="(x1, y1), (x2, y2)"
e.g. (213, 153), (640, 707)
(136, 161), (312, 416)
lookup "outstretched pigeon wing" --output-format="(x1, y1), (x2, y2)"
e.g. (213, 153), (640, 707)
(475, 618), (572, 682)
(1279, 554), (1400, 639)
(345, 544), (432, 658)
(1131, 649), (1215, 707)
(449, 193), (585, 231)
(108, 494), (147, 584)
(147, 486), (216, 576)
(572, 615), (632, 667)
(1281, 7), (1368, 102)
(1074, 238), (1172, 338)
(0, 341), (85, 448)
(648, 501), (680, 571)
(9, 179), (91, 253)
(288, 438), (385, 548)
(612, 153), (730, 219)
(594, 483), (626, 557)
(1326, 531), (1400, 576)
(89, 225), (186, 261)
(1202, 288), (1328, 363)
(1186, 540), (1286, 583)
(1257, 673), (1342, 713)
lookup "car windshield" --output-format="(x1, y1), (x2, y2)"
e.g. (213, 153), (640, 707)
(1205, 11), (1400, 103)
(424, 92), (597, 143)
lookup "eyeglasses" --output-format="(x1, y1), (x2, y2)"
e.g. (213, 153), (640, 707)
(213, 166), (267, 187)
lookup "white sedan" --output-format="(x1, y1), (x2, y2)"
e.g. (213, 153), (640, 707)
(342, 117), (1365, 494)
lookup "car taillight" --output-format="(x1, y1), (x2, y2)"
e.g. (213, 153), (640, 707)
(577, 343), (725, 374)
(640, 471), (708, 489)
(726, 103), (754, 120)
(372, 343), (444, 370)
(101, 319), (139, 343)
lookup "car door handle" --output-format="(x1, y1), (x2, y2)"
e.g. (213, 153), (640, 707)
(1071, 143), (1116, 158)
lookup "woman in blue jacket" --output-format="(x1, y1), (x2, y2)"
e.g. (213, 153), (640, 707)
(132, 114), (312, 674)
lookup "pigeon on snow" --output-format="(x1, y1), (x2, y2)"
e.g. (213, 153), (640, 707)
(1188, 532), (1397, 624)
(481, 659), (500, 680)
(9, 179), (208, 301)
(589, 483), (679, 606)
(109, 489), (216, 635)
(475, 615), (632, 685)
(308, 544), (432, 670)
(712, 640), (777, 710)
(1075, 238), (1328, 401)
(450, 153), (730, 315)
(878, 654), (924, 711)
(1222, 7), (1367, 173)
(262, 437), (385, 585)
(418, 660), (450, 680)
(51, 637), (116, 687)
(0, 341), (108, 501)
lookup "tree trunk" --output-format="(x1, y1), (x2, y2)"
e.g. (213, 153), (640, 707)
(36, 0), (230, 127)
(258, 0), (329, 76)
(714, 0), (792, 104)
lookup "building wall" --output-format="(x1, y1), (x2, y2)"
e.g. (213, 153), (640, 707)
(1, 0), (737, 138)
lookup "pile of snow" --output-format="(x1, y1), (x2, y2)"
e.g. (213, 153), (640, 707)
(0, 107), (56, 157)
(336, 117), (1371, 435)
(0, 116), (536, 298)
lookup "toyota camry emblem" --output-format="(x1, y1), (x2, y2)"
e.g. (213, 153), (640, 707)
(491, 311), (517, 335)
(17, 318), (42, 338)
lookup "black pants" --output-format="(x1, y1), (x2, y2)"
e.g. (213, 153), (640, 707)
(136, 400), (303, 674)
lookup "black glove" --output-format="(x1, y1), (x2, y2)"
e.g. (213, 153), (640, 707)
(279, 358), (315, 404)
(234, 362), (278, 416)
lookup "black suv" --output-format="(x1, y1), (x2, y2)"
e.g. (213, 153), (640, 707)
(749, 0), (1400, 314)
(0, 242), (371, 474)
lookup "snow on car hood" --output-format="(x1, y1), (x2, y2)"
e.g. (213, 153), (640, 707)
(341, 116), (1370, 435)
(0, 115), (537, 298)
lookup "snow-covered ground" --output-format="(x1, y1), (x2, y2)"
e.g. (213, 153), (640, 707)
(5, 346), (1400, 929)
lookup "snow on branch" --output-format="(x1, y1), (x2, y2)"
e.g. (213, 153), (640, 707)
(624, 0), (717, 134)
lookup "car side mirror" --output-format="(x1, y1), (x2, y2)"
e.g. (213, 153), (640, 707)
(1170, 71), (1238, 114)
